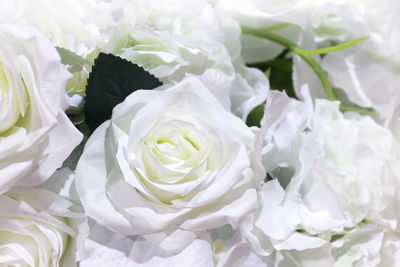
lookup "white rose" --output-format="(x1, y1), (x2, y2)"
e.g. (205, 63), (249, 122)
(0, 0), (112, 97)
(0, 0), (106, 55)
(0, 25), (82, 193)
(0, 186), (88, 266)
(102, 0), (239, 79)
(75, 78), (261, 253)
(98, 0), (268, 119)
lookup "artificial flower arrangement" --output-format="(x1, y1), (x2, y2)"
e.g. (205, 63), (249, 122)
(1, 0), (399, 266)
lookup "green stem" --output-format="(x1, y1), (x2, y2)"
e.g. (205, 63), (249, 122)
(242, 26), (336, 101)
(296, 53), (336, 101)
(295, 37), (369, 55)
(242, 26), (296, 48)
(261, 22), (291, 32)
(242, 26), (378, 117)
(340, 104), (378, 117)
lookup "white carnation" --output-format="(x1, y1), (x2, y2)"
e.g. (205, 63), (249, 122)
(214, 0), (400, 123)
(243, 90), (400, 265)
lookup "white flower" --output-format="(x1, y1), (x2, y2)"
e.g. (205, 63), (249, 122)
(101, 0), (240, 78)
(212, 0), (322, 62)
(212, 225), (266, 267)
(0, 186), (88, 267)
(79, 222), (214, 267)
(331, 224), (383, 267)
(379, 231), (400, 266)
(260, 87), (313, 175)
(243, 90), (400, 265)
(311, 0), (400, 126)
(0, 25), (82, 193)
(0, 0), (106, 55)
(0, 0), (112, 97)
(280, 99), (399, 229)
(75, 78), (261, 253)
(215, 0), (400, 123)
(242, 179), (335, 266)
(97, 0), (268, 119)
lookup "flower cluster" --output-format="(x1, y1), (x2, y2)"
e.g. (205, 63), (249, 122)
(1, 0), (399, 266)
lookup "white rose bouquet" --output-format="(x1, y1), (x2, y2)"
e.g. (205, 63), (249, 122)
(1, 0), (400, 266)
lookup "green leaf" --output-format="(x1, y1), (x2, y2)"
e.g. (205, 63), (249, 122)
(56, 47), (91, 73)
(84, 53), (162, 132)
(294, 37), (369, 55)
(264, 68), (271, 78)
(246, 103), (265, 127)
(242, 26), (378, 117)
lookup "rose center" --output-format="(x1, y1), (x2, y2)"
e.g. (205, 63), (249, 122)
(139, 120), (210, 183)
(152, 129), (201, 161)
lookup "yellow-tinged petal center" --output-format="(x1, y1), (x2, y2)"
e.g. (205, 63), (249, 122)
(0, 59), (28, 135)
(140, 121), (210, 184)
